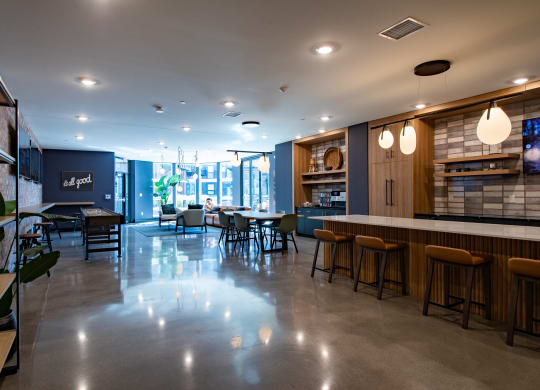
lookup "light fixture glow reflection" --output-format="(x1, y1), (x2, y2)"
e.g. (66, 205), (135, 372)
(315, 45), (334, 55)
(513, 78), (528, 85)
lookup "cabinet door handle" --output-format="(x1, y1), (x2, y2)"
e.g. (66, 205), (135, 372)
(385, 151), (389, 160)
(390, 179), (394, 206)
(385, 179), (389, 205)
(390, 150), (394, 159)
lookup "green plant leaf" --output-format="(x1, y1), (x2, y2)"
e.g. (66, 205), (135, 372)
(20, 251), (60, 283)
(4, 201), (16, 215)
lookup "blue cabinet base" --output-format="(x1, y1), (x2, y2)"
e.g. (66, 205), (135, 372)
(296, 207), (345, 237)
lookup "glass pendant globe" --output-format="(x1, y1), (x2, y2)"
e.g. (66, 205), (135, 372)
(378, 129), (394, 149)
(399, 124), (416, 155)
(190, 173), (198, 181)
(257, 156), (270, 173)
(476, 106), (511, 145)
(231, 153), (241, 167)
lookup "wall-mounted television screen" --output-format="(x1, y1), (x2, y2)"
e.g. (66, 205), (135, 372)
(523, 117), (540, 174)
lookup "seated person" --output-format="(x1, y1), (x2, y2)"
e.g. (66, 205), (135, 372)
(204, 198), (215, 211)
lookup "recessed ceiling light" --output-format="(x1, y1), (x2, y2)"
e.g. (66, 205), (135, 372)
(76, 114), (88, 122)
(295, 135), (301, 139)
(223, 101), (236, 108)
(179, 100), (186, 105)
(75, 135), (84, 140)
(318, 129), (326, 133)
(153, 105), (164, 114)
(513, 78), (528, 85)
(262, 135), (268, 139)
(320, 115), (331, 122)
(314, 43), (335, 55)
(77, 77), (98, 87)
(415, 103), (426, 109)
(183, 126), (191, 132)
(242, 121), (260, 128)
(159, 141), (164, 146)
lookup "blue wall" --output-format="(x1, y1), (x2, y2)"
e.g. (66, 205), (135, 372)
(128, 160), (154, 222)
(274, 141), (293, 213)
(347, 122), (369, 214)
(43, 149), (115, 209)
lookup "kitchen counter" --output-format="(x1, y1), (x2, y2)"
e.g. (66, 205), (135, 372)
(311, 214), (540, 242)
(312, 214), (540, 329)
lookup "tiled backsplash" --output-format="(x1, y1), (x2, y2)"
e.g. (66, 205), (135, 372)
(434, 98), (540, 219)
(311, 138), (346, 204)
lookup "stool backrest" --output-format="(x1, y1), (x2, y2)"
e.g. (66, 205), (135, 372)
(355, 235), (386, 250)
(425, 245), (472, 265)
(279, 214), (297, 233)
(508, 257), (540, 278)
(313, 229), (335, 242)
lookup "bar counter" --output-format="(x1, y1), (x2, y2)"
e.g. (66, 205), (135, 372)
(311, 214), (539, 330)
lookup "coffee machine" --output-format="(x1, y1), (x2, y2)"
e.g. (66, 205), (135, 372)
(330, 191), (346, 208)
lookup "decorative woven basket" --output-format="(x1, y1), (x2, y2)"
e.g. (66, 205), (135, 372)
(323, 147), (343, 170)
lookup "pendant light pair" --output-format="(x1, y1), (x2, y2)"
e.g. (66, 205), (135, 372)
(378, 121), (417, 155)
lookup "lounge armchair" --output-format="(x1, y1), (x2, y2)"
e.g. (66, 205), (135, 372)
(176, 209), (206, 234)
(159, 204), (182, 229)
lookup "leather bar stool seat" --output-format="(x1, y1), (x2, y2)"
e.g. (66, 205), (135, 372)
(311, 229), (354, 283)
(423, 245), (492, 329)
(506, 257), (540, 346)
(354, 235), (407, 299)
(20, 233), (41, 240)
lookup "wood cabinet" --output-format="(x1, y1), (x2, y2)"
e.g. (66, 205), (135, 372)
(368, 119), (433, 218)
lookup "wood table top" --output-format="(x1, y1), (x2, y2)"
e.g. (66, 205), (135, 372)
(223, 211), (286, 220)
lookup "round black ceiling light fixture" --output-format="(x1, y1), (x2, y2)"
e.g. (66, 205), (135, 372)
(242, 121), (260, 128)
(414, 60), (451, 76)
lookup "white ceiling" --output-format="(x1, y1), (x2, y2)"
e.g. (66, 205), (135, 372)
(1, 0), (539, 162)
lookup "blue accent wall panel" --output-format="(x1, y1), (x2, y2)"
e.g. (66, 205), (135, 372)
(347, 123), (369, 214)
(274, 141), (293, 213)
(43, 149), (114, 209)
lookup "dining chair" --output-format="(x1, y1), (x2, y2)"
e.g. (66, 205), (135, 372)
(233, 213), (259, 253)
(271, 214), (298, 253)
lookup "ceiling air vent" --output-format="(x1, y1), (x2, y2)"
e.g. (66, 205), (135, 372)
(223, 111), (241, 118)
(378, 17), (426, 41)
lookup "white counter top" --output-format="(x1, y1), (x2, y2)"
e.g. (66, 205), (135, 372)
(311, 214), (540, 242)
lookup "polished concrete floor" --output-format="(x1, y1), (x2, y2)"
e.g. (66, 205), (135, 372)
(1, 224), (539, 389)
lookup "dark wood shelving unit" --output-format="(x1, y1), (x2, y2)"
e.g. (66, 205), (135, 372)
(433, 153), (520, 165)
(434, 169), (520, 178)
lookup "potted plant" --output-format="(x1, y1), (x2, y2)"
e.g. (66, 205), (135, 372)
(153, 174), (180, 206)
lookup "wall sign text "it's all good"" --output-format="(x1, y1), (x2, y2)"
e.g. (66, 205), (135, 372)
(61, 171), (94, 191)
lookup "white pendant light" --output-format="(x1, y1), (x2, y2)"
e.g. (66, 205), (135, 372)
(231, 152), (241, 167)
(399, 121), (417, 155)
(378, 126), (394, 149)
(476, 102), (511, 145)
(257, 154), (270, 174)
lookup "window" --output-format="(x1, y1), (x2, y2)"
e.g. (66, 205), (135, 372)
(242, 162), (250, 207)
(241, 157), (271, 210)
(152, 163), (173, 217)
(199, 163), (218, 204)
(176, 163), (197, 208)
(220, 163), (233, 206)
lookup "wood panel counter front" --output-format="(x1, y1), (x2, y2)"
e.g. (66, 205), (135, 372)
(311, 215), (539, 330)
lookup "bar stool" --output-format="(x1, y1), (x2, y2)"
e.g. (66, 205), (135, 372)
(354, 235), (407, 300)
(506, 257), (540, 346)
(311, 229), (354, 283)
(19, 233), (42, 265)
(34, 221), (53, 252)
(423, 245), (492, 329)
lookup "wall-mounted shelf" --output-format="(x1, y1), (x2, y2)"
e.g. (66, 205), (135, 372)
(434, 169), (520, 178)
(0, 331), (16, 370)
(0, 149), (15, 165)
(433, 153), (520, 165)
(301, 169), (346, 177)
(302, 179), (347, 185)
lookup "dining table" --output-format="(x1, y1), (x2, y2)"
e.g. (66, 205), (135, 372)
(223, 211), (290, 253)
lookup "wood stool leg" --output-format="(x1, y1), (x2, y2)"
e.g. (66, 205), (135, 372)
(443, 264), (451, 307)
(399, 248), (406, 295)
(377, 251), (388, 300)
(328, 243), (337, 283)
(506, 274), (520, 346)
(462, 266), (475, 329)
(375, 252), (380, 285)
(423, 258), (435, 316)
(348, 242), (354, 279)
(311, 240), (321, 278)
(46, 229), (52, 252)
(354, 247), (364, 292)
(482, 263), (492, 320)
(525, 280), (534, 333)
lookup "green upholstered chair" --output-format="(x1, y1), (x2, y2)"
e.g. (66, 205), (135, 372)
(218, 211), (236, 244)
(271, 214), (298, 253)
